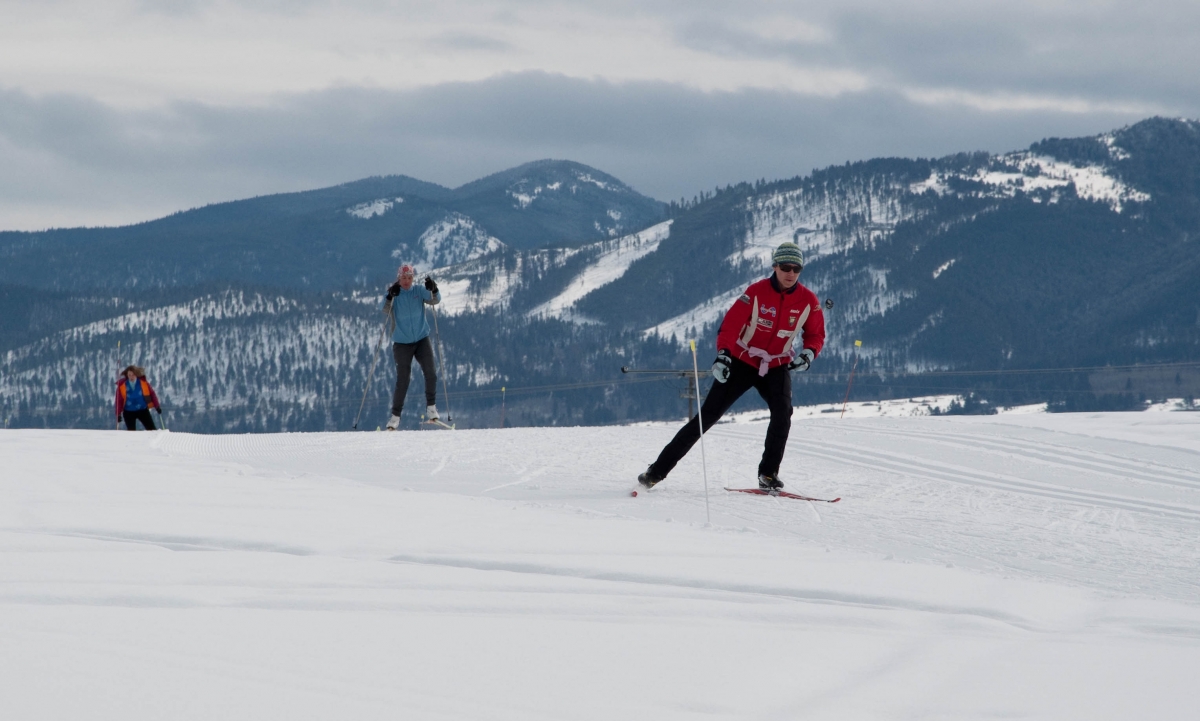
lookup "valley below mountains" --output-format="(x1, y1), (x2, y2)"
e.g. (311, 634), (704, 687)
(4, 118), (1200, 432)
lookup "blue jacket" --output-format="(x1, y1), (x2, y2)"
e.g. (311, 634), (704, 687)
(384, 285), (440, 344)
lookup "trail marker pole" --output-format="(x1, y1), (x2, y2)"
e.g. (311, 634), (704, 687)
(689, 340), (711, 524)
(840, 339), (862, 419)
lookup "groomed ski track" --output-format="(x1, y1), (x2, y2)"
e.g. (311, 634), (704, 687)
(4, 412), (1200, 719)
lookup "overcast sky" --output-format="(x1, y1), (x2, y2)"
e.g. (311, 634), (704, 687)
(2, 0), (1197, 230)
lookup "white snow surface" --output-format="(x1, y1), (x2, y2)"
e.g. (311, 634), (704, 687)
(4, 412), (1199, 719)
(529, 220), (671, 321)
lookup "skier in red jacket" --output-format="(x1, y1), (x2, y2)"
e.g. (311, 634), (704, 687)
(639, 242), (825, 490)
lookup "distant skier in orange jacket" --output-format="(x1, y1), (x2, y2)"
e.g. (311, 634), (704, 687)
(638, 242), (825, 490)
(114, 365), (162, 430)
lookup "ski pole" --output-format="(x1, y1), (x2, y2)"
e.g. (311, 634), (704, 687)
(689, 340), (711, 524)
(430, 304), (453, 422)
(353, 311), (393, 430)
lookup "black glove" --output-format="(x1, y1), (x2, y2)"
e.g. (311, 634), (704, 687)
(711, 350), (733, 383)
(155, 408), (163, 415)
(788, 348), (815, 372)
(424, 275), (438, 294)
(385, 282), (401, 300)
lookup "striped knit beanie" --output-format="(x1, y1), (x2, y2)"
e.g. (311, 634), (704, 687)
(772, 242), (804, 268)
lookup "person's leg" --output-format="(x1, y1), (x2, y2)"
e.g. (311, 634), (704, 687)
(137, 409), (157, 431)
(414, 337), (438, 407)
(648, 361), (756, 478)
(122, 411), (138, 431)
(391, 342), (417, 416)
(754, 366), (793, 477)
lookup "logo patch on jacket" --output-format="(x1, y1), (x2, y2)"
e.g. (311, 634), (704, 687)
(739, 294), (751, 304)
(757, 318), (774, 329)
(761, 306), (778, 317)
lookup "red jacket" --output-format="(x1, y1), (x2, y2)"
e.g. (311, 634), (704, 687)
(115, 376), (161, 418)
(716, 276), (826, 374)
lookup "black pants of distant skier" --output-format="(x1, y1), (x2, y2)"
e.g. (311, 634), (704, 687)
(649, 360), (792, 479)
(391, 337), (438, 416)
(122, 409), (157, 431)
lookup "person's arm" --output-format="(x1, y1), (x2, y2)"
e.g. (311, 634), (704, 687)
(715, 289), (754, 353)
(147, 382), (161, 411)
(382, 282), (401, 312)
(114, 383), (124, 420)
(800, 297), (826, 358)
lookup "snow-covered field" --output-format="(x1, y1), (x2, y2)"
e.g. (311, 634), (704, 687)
(4, 411), (1200, 719)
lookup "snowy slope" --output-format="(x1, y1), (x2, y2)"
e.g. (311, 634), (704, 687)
(528, 220), (672, 321)
(394, 212), (506, 270)
(4, 413), (1198, 719)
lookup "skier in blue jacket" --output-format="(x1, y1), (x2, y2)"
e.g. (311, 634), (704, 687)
(383, 264), (442, 430)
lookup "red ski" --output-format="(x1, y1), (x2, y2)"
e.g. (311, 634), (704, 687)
(723, 487), (840, 503)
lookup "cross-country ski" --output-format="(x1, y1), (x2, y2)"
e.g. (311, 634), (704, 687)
(724, 487), (841, 503)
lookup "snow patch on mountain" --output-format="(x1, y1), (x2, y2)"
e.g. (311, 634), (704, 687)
(530, 221), (672, 322)
(575, 173), (611, 191)
(394, 213), (505, 271)
(1101, 133), (1132, 161)
(735, 182), (917, 272)
(933, 258), (956, 279)
(507, 180), (565, 209)
(912, 152), (1150, 213)
(347, 197), (403, 219)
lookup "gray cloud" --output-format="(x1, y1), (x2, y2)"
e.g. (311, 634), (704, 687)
(428, 32), (515, 53)
(672, 2), (1200, 114)
(0, 72), (1161, 229)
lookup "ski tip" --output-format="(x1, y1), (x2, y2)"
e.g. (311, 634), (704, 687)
(630, 489), (639, 497)
(830, 497), (841, 503)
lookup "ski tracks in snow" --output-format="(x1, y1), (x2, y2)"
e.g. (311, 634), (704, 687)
(149, 417), (1200, 605)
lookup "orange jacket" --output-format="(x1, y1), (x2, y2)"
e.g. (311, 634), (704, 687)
(115, 376), (161, 418)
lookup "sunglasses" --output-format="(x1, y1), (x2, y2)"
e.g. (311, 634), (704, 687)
(776, 263), (802, 273)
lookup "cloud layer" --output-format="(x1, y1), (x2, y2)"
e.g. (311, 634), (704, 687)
(2, 0), (1197, 229)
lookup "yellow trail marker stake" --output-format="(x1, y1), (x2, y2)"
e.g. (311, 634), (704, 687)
(840, 340), (862, 419)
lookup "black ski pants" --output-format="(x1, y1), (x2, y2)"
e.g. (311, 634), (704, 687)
(650, 359), (792, 479)
(391, 337), (437, 416)
(122, 408), (157, 431)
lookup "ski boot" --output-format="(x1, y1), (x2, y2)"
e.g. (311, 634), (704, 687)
(386, 414), (401, 431)
(637, 466), (664, 489)
(426, 404), (439, 422)
(758, 473), (784, 490)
